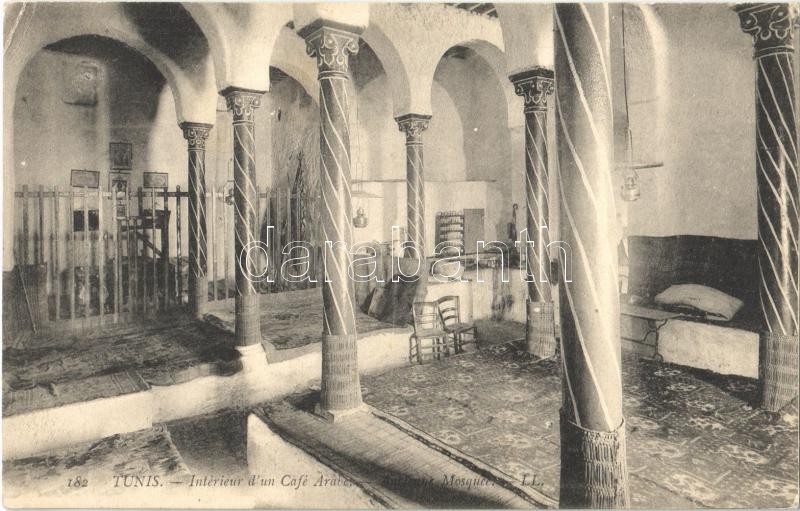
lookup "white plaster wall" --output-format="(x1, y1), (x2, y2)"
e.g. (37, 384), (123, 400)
(625, 5), (757, 240)
(365, 3), (505, 116)
(11, 44), (194, 265)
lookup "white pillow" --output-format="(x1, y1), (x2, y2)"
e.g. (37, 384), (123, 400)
(654, 284), (743, 321)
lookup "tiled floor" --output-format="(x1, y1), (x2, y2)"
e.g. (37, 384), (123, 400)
(362, 333), (799, 508)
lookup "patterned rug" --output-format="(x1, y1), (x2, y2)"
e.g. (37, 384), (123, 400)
(3, 313), (241, 416)
(3, 425), (190, 501)
(207, 288), (402, 351)
(362, 340), (799, 508)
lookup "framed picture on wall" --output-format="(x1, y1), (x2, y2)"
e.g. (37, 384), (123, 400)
(70, 169), (100, 188)
(109, 172), (130, 220)
(110, 142), (132, 170)
(143, 172), (169, 215)
(62, 60), (99, 106)
(143, 172), (168, 189)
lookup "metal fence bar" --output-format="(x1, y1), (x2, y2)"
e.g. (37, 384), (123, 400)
(161, 189), (168, 311)
(53, 186), (61, 321)
(82, 186), (89, 322)
(38, 185), (45, 266)
(98, 188), (105, 323)
(211, 188), (218, 302)
(21, 184), (29, 265)
(223, 184), (230, 300)
(151, 187), (157, 311)
(176, 185), (183, 307)
(68, 189), (76, 322)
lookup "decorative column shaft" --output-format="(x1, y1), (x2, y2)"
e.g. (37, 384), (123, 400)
(222, 88), (264, 347)
(510, 68), (557, 358)
(180, 122), (212, 317)
(736, 3), (799, 412)
(396, 113), (431, 257)
(302, 23), (363, 416)
(555, 4), (629, 508)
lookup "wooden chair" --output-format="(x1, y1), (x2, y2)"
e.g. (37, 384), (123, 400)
(410, 301), (449, 364)
(437, 295), (476, 353)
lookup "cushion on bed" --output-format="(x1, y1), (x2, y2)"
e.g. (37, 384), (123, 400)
(654, 284), (744, 321)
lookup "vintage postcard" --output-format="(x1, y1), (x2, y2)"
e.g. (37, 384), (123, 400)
(2, 1), (799, 509)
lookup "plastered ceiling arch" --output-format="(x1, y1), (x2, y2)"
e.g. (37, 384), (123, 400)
(494, 3), (554, 73)
(4, 3), (213, 126)
(439, 38), (522, 129)
(360, 20), (412, 117)
(366, 4), (504, 117)
(270, 26), (320, 101)
(183, 3), (294, 94)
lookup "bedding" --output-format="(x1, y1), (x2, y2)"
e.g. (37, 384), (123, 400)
(654, 283), (744, 321)
(624, 235), (761, 331)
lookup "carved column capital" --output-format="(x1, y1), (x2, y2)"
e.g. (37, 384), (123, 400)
(220, 87), (264, 123)
(180, 122), (213, 151)
(301, 24), (360, 78)
(735, 3), (798, 57)
(510, 67), (555, 113)
(395, 113), (432, 145)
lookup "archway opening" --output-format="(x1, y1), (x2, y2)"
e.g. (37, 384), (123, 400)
(428, 44), (512, 251)
(14, 35), (182, 193)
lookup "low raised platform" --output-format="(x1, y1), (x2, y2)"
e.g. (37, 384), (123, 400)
(3, 319), (412, 461)
(252, 396), (546, 508)
(621, 312), (759, 378)
(3, 425), (190, 508)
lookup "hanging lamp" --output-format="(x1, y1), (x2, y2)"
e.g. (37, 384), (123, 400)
(350, 52), (379, 228)
(616, 4), (663, 201)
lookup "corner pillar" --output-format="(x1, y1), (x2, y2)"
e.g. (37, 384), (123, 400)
(510, 68), (557, 358)
(735, 3), (800, 412)
(555, 4), (629, 507)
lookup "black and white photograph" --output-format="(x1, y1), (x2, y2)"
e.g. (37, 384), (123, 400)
(1, 1), (799, 509)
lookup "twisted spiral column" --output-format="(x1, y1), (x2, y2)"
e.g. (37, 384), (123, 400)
(180, 122), (212, 317)
(397, 114), (431, 257)
(736, 3), (800, 412)
(302, 23), (364, 416)
(555, 4), (629, 507)
(222, 87), (264, 347)
(510, 68), (557, 358)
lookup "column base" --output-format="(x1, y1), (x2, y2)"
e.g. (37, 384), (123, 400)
(527, 301), (557, 358)
(760, 331), (799, 412)
(320, 333), (363, 411)
(559, 411), (630, 509)
(313, 402), (369, 423)
(190, 294), (208, 319)
(235, 294), (261, 346)
(236, 343), (269, 373)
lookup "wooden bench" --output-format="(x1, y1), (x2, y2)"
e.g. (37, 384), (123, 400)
(620, 302), (682, 362)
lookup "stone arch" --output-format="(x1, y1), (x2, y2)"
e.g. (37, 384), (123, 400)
(360, 21), (411, 117)
(181, 3), (231, 94)
(270, 26), (319, 101)
(494, 4), (554, 72)
(441, 38), (522, 129)
(182, 3), (294, 93)
(4, 3), (194, 123)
